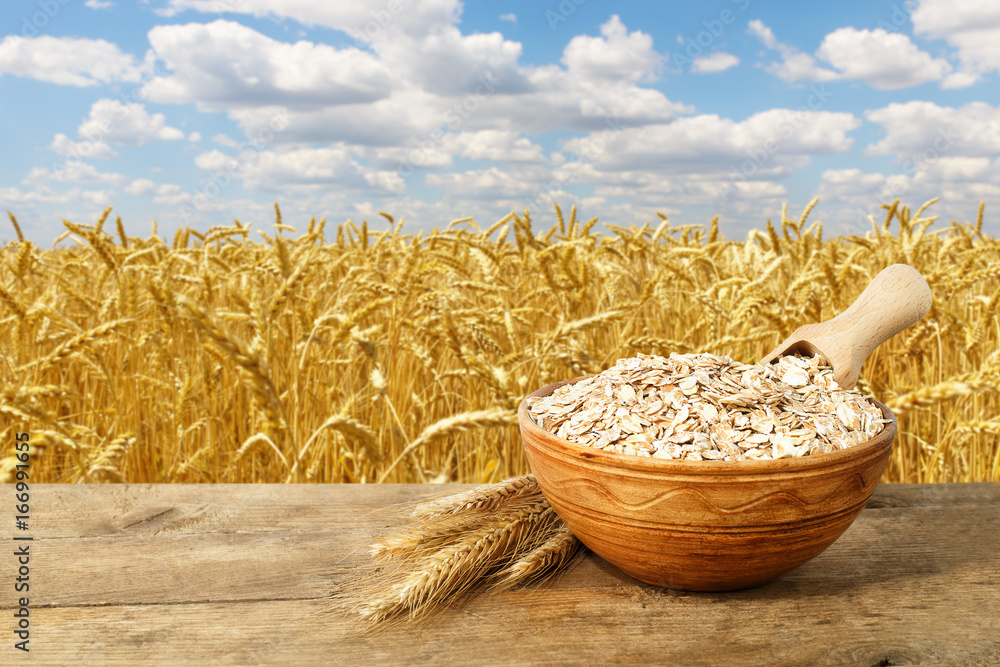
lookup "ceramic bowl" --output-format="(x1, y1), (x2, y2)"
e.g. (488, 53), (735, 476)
(518, 376), (896, 591)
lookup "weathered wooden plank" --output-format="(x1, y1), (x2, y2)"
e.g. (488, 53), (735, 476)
(34, 483), (477, 538)
(30, 482), (1000, 538)
(20, 584), (1000, 666)
(3, 483), (997, 665)
(864, 481), (1000, 508)
(10, 502), (999, 608)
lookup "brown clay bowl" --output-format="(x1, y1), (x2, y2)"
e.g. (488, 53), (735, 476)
(518, 376), (897, 591)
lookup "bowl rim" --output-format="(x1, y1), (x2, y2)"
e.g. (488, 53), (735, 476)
(518, 374), (897, 476)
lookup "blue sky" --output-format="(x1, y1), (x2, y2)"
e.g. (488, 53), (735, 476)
(2, 0), (999, 244)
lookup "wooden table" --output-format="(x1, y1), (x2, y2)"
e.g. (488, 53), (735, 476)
(5, 483), (999, 665)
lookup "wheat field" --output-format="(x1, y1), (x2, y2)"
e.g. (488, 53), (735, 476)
(0, 198), (997, 484)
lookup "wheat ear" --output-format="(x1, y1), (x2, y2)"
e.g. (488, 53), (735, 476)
(887, 381), (978, 415)
(410, 474), (539, 518)
(491, 522), (583, 589)
(357, 500), (556, 624)
(25, 319), (132, 373)
(176, 295), (289, 443)
(377, 409), (517, 482)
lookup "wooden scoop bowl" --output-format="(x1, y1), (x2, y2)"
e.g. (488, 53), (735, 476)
(758, 264), (932, 389)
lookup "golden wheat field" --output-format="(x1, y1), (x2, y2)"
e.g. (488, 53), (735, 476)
(0, 198), (997, 484)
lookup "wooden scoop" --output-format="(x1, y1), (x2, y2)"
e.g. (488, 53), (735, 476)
(758, 264), (932, 389)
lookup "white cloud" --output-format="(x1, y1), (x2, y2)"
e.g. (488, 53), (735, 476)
(769, 51), (840, 85)
(864, 101), (1000, 158)
(23, 162), (126, 187)
(188, 132), (202, 142)
(548, 162), (793, 219)
(222, 31), (687, 145)
(913, 156), (994, 182)
(0, 35), (143, 86)
(818, 168), (905, 203)
(363, 130), (546, 171)
(50, 133), (117, 161)
(913, 0), (1000, 84)
(539, 108), (859, 228)
(562, 16), (660, 83)
(748, 20), (838, 84)
(815, 28), (952, 90)
(427, 166), (555, 200)
(941, 71), (979, 89)
(365, 142), (453, 171)
(78, 99), (185, 146)
(750, 21), (954, 89)
(212, 134), (240, 148)
(85, 0), (115, 8)
(691, 52), (739, 74)
(561, 109), (860, 173)
(125, 179), (157, 195)
(747, 20), (780, 50)
(144, 20), (396, 110)
(443, 130), (546, 163)
(380, 25), (528, 98)
(119, 180), (187, 205)
(499, 13), (516, 24)
(155, 1), (526, 99)
(194, 150), (237, 172)
(226, 95), (437, 146)
(1, 186), (78, 207)
(133, 13), (687, 154)
(911, 0), (1000, 34)
(195, 146), (406, 195)
(152, 183), (188, 205)
(155, 0), (458, 36)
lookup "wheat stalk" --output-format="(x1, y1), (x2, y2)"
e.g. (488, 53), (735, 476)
(410, 474), (539, 518)
(355, 500), (557, 624)
(378, 409), (517, 483)
(24, 319), (132, 373)
(7, 211), (24, 243)
(491, 522), (583, 589)
(85, 434), (135, 482)
(2, 198), (999, 485)
(887, 381), (982, 415)
(176, 295), (290, 446)
(286, 415), (380, 482)
(340, 476), (583, 627)
(0, 284), (27, 320)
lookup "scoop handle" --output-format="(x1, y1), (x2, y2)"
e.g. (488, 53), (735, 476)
(828, 264), (932, 378)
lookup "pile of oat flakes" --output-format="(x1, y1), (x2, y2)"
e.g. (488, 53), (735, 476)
(525, 353), (889, 461)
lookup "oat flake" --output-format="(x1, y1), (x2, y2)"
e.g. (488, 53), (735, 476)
(526, 352), (888, 461)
